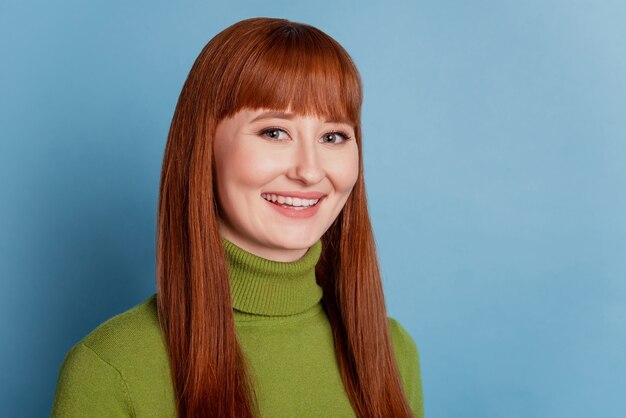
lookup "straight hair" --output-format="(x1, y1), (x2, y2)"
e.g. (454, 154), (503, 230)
(156, 17), (413, 417)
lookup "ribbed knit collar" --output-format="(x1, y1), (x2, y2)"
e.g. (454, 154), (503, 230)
(221, 237), (323, 317)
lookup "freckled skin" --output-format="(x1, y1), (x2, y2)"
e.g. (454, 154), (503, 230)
(212, 107), (359, 262)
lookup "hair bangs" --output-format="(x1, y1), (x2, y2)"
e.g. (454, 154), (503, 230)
(220, 24), (362, 128)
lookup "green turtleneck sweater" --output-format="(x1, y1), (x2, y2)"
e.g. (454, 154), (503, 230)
(51, 238), (424, 417)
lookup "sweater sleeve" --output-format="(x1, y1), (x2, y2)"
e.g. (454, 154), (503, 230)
(51, 342), (135, 417)
(388, 318), (424, 418)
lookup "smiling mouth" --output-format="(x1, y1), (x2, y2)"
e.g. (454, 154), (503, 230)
(260, 193), (322, 209)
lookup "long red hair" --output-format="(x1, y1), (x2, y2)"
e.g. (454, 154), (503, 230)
(156, 17), (413, 417)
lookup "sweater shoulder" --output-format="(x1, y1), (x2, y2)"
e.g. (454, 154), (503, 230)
(79, 293), (166, 365)
(387, 316), (419, 359)
(387, 316), (425, 418)
(53, 294), (175, 417)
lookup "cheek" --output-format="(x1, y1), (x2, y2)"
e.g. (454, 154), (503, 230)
(331, 149), (360, 193)
(217, 144), (282, 189)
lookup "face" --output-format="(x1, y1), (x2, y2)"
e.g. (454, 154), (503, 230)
(212, 107), (359, 262)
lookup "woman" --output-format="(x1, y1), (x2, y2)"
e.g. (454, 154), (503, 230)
(51, 17), (424, 417)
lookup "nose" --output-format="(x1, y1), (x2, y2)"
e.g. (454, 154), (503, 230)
(286, 138), (325, 185)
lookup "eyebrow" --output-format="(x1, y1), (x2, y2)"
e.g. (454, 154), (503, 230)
(249, 111), (354, 126)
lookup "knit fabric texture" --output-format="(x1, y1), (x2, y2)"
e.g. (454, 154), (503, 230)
(51, 237), (424, 417)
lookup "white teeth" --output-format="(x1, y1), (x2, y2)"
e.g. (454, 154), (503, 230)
(261, 193), (320, 207)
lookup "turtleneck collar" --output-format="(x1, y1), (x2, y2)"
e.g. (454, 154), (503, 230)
(221, 237), (323, 317)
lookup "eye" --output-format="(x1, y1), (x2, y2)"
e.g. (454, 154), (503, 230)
(321, 130), (352, 144)
(259, 127), (290, 141)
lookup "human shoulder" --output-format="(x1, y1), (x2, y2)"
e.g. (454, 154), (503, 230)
(52, 293), (170, 417)
(387, 316), (424, 418)
(388, 316), (420, 364)
(80, 293), (164, 363)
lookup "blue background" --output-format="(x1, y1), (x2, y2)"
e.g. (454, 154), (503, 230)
(1, 1), (625, 417)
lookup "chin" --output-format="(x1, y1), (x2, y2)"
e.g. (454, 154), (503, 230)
(270, 234), (319, 249)
(273, 239), (316, 250)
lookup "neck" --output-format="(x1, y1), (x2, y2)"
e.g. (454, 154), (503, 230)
(221, 236), (324, 317)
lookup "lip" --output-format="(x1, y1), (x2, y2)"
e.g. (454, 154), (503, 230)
(261, 194), (324, 219)
(261, 191), (327, 199)
(263, 198), (322, 219)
